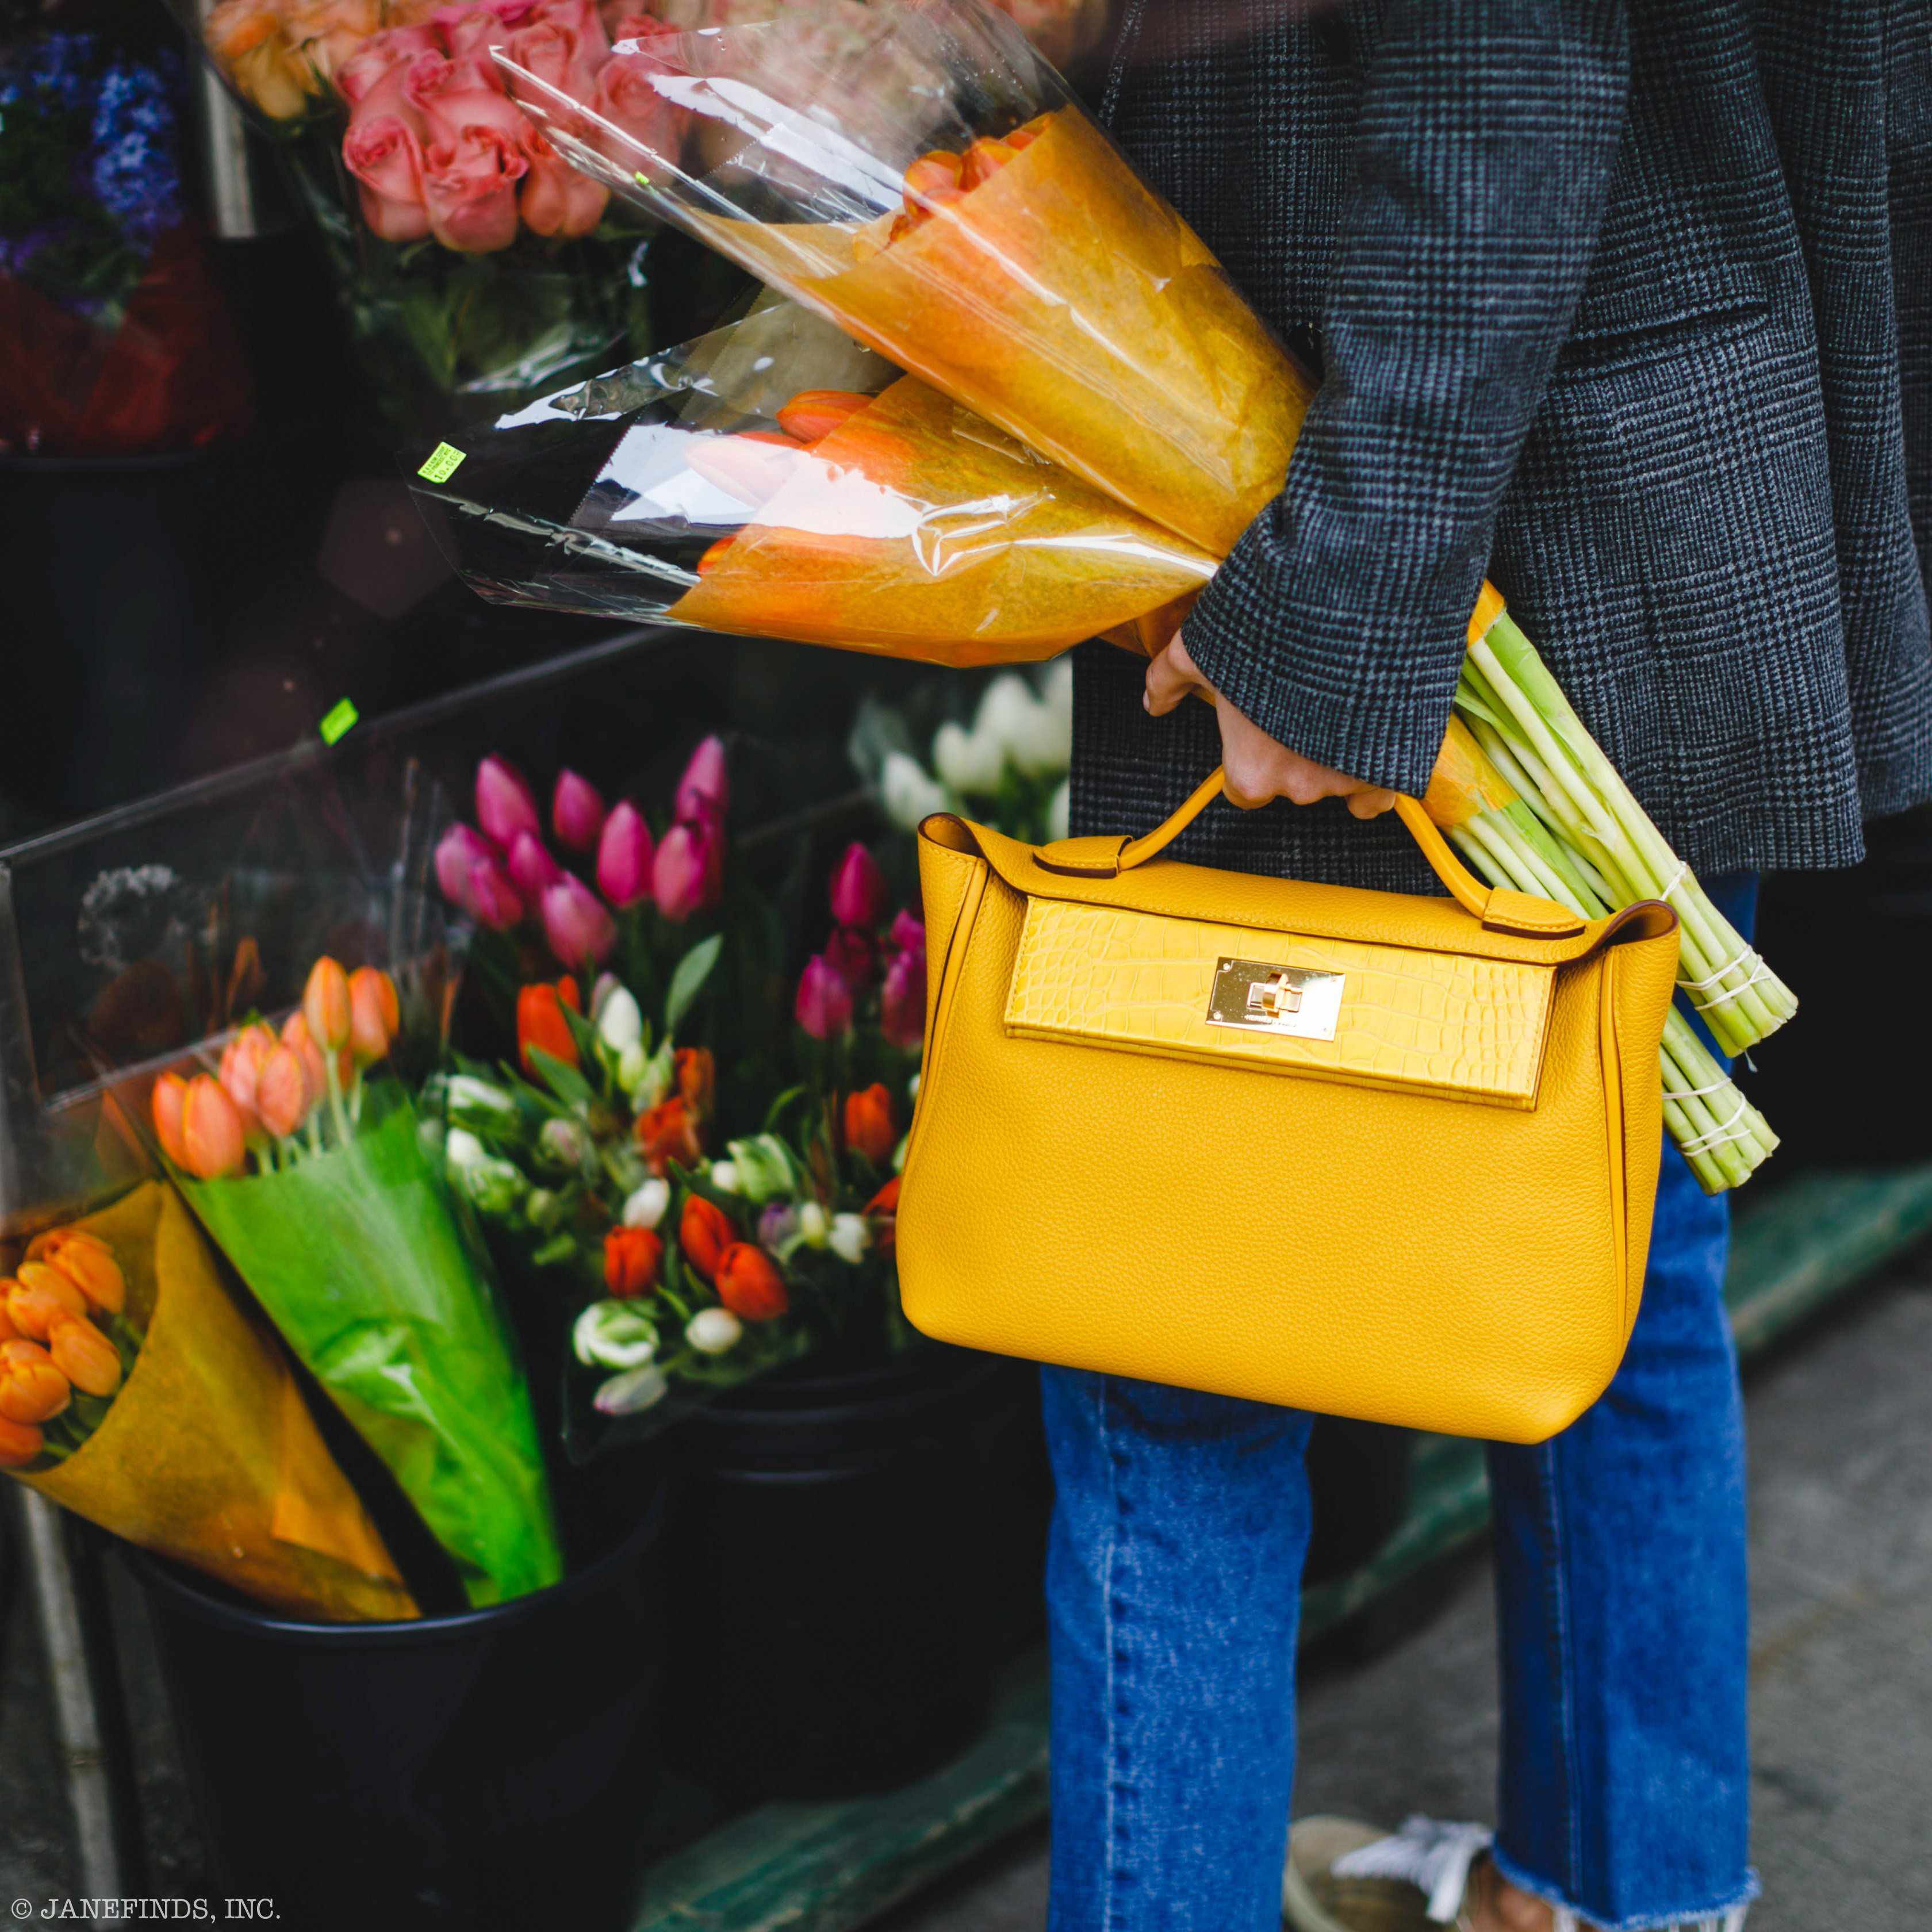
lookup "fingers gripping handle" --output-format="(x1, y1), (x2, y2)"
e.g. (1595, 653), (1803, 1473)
(1048, 768), (1584, 940)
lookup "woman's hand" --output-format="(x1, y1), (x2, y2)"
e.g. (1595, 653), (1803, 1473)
(1144, 634), (1398, 818)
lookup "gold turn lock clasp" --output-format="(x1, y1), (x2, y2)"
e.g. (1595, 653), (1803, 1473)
(1206, 957), (1346, 1042)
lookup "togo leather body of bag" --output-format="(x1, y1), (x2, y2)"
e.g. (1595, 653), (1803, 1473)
(895, 770), (1681, 1445)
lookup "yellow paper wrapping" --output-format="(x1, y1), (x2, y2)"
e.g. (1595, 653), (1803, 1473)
(18, 1183), (417, 1623)
(1423, 716), (1522, 829)
(692, 108), (1314, 557)
(669, 375), (1219, 664)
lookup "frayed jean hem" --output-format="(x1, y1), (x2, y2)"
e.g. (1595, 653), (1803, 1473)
(1488, 1844), (1761, 1932)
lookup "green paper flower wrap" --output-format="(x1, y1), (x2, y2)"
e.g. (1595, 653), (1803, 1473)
(179, 1085), (561, 1607)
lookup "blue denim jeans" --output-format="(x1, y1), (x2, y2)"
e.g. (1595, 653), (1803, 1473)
(1042, 880), (1759, 1932)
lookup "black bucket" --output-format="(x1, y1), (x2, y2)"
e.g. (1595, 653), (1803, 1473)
(666, 1344), (1002, 1801)
(130, 1485), (669, 1932)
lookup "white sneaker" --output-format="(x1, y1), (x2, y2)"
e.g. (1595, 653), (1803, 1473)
(1282, 1816), (1494, 1932)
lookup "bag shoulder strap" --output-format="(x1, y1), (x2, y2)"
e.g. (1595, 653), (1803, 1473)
(1036, 768), (1585, 940)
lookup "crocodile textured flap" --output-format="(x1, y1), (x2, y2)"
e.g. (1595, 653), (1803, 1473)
(1005, 898), (1557, 1107)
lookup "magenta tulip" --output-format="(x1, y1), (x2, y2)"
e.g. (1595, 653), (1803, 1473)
(467, 857), (525, 931)
(507, 830), (564, 900)
(881, 946), (926, 1050)
(795, 954), (854, 1041)
(829, 842), (888, 930)
(434, 823), (498, 913)
(823, 924), (876, 992)
(652, 820), (718, 923)
(890, 910), (925, 959)
(674, 735), (728, 825)
(475, 754), (540, 850)
(551, 769), (607, 852)
(540, 875), (618, 968)
(596, 800), (655, 908)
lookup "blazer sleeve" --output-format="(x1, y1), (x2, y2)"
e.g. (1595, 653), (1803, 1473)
(1179, 0), (1631, 795)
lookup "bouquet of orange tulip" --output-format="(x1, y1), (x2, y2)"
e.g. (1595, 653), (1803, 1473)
(409, 294), (1216, 665)
(153, 956), (562, 1605)
(2, 1184), (415, 1620)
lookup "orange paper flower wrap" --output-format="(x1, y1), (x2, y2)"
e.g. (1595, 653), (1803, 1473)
(14, 1183), (416, 1623)
(684, 108), (1314, 558)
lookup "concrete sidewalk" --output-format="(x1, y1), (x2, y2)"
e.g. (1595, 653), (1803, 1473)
(881, 1260), (1932, 1932)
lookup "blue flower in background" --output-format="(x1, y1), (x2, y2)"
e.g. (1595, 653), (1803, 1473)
(0, 32), (99, 112)
(90, 56), (186, 246)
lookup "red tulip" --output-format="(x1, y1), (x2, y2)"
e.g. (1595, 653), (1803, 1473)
(603, 1226), (663, 1298)
(715, 1244), (788, 1322)
(881, 946), (926, 1051)
(865, 1175), (901, 1255)
(829, 842), (888, 930)
(674, 1047), (714, 1118)
(635, 1097), (701, 1175)
(795, 955), (853, 1041)
(678, 1194), (735, 1283)
(842, 1084), (896, 1166)
(540, 874), (618, 969)
(596, 801), (654, 909)
(517, 977), (581, 1076)
(182, 1075), (248, 1179)
(476, 754), (541, 850)
(0, 1414), (43, 1468)
(551, 769), (607, 851)
(674, 734), (728, 825)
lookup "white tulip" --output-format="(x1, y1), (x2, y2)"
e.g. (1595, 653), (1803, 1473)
(622, 1178), (671, 1230)
(594, 1363), (669, 1416)
(686, 1308), (743, 1355)
(880, 752), (955, 831)
(573, 1300), (658, 1369)
(1045, 777), (1071, 842)
(596, 985), (644, 1053)
(828, 1212), (871, 1263)
(710, 1160), (740, 1194)
(977, 673), (1064, 776)
(932, 720), (1006, 796)
(616, 1041), (650, 1096)
(443, 1127), (488, 1175)
(797, 1199), (830, 1248)
(1039, 657), (1074, 736)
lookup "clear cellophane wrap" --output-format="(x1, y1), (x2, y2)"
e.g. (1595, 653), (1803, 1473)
(409, 295), (1217, 665)
(493, 0), (1313, 558)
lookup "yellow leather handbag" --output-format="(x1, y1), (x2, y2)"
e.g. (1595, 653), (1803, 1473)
(896, 770), (1681, 1444)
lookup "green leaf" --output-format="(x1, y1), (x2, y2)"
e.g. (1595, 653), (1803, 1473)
(527, 1045), (595, 1107)
(762, 1084), (806, 1134)
(664, 934), (724, 1035)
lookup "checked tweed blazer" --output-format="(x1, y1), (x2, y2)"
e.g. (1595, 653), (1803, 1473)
(1071, 0), (1932, 888)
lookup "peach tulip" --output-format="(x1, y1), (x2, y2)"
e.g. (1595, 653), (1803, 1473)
(182, 1075), (248, 1180)
(219, 1021), (277, 1122)
(348, 966), (400, 1066)
(152, 1072), (191, 1168)
(48, 1319), (122, 1401)
(6, 1264), (89, 1342)
(304, 957), (354, 1055)
(29, 1230), (125, 1317)
(0, 1414), (43, 1469)
(0, 1340), (71, 1425)
(254, 1045), (310, 1139)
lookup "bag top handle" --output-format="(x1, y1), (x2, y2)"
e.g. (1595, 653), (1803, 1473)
(1036, 768), (1586, 940)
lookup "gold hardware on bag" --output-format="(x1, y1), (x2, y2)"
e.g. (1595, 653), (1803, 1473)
(1206, 957), (1346, 1041)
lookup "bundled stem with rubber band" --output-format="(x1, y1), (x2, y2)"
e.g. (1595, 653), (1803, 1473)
(1424, 719), (1777, 1194)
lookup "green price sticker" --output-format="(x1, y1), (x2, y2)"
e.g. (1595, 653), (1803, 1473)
(319, 699), (359, 746)
(418, 442), (466, 483)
